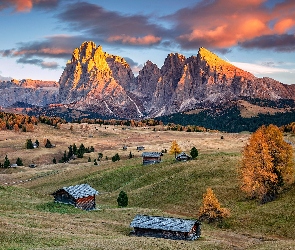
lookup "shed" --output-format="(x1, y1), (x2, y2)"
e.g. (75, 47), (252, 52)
(142, 152), (162, 165)
(176, 152), (191, 161)
(130, 215), (201, 241)
(52, 184), (98, 210)
(137, 146), (145, 151)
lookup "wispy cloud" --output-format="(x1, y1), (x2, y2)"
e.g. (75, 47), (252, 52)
(231, 61), (290, 75)
(0, 35), (87, 68)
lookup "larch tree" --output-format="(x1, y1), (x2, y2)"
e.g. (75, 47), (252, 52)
(240, 124), (294, 203)
(198, 188), (230, 223)
(169, 140), (182, 158)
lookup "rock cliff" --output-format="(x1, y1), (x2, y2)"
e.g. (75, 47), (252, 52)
(58, 41), (142, 118)
(0, 79), (59, 108)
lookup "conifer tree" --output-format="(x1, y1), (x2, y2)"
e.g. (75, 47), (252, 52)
(16, 157), (23, 166)
(169, 140), (182, 158)
(26, 139), (34, 149)
(117, 190), (128, 207)
(190, 147), (199, 159)
(198, 188), (230, 223)
(240, 124), (294, 203)
(4, 155), (10, 168)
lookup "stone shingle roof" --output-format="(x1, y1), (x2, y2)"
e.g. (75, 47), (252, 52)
(130, 215), (200, 233)
(142, 152), (162, 157)
(62, 184), (98, 199)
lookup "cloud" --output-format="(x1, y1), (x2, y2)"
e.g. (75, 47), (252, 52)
(58, 2), (168, 47)
(231, 61), (289, 75)
(0, 35), (89, 69)
(107, 35), (161, 46)
(16, 57), (59, 69)
(166, 0), (295, 51)
(124, 57), (143, 75)
(239, 34), (295, 51)
(0, 0), (60, 12)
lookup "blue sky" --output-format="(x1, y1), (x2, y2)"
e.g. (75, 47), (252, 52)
(0, 0), (295, 84)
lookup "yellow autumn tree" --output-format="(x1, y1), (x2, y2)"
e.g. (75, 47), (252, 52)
(169, 140), (181, 158)
(240, 124), (294, 203)
(198, 188), (230, 223)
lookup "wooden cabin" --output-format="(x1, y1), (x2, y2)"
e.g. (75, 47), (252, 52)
(176, 152), (191, 161)
(52, 184), (98, 211)
(130, 215), (201, 241)
(137, 146), (145, 151)
(142, 152), (162, 165)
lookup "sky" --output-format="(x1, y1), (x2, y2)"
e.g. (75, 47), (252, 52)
(0, 0), (295, 84)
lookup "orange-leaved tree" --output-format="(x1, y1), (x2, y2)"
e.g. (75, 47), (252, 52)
(169, 140), (181, 158)
(240, 124), (294, 203)
(198, 188), (230, 223)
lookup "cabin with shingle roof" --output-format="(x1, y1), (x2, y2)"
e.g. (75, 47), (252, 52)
(142, 152), (162, 165)
(130, 214), (201, 240)
(176, 152), (191, 161)
(52, 184), (98, 210)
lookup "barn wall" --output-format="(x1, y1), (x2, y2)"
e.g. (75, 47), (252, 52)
(76, 195), (96, 210)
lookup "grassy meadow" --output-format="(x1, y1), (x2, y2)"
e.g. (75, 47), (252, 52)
(1, 123), (295, 249)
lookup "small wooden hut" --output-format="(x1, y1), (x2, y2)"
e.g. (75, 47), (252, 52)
(142, 152), (162, 165)
(52, 184), (98, 210)
(176, 152), (191, 161)
(130, 215), (201, 240)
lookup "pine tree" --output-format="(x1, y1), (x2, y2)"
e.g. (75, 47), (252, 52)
(88, 157), (91, 162)
(53, 157), (57, 164)
(94, 159), (98, 165)
(117, 190), (128, 207)
(240, 124), (294, 203)
(45, 139), (52, 148)
(26, 139), (34, 149)
(4, 155), (10, 168)
(16, 157), (23, 166)
(190, 147), (199, 159)
(198, 188), (230, 223)
(169, 140), (182, 158)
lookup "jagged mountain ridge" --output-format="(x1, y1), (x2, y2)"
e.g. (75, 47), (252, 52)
(0, 79), (59, 108)
(58, 41), (295, 118)
(1, 41), (295, 119)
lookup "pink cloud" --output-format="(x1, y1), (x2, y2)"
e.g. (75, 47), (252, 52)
(0, 0), (58, 12)
(172, 0), (295, 50)
(107, 35), (161, 46)
(274, 18), (295, 33)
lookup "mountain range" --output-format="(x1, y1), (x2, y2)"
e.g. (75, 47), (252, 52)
(1, 41), (295, 122)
